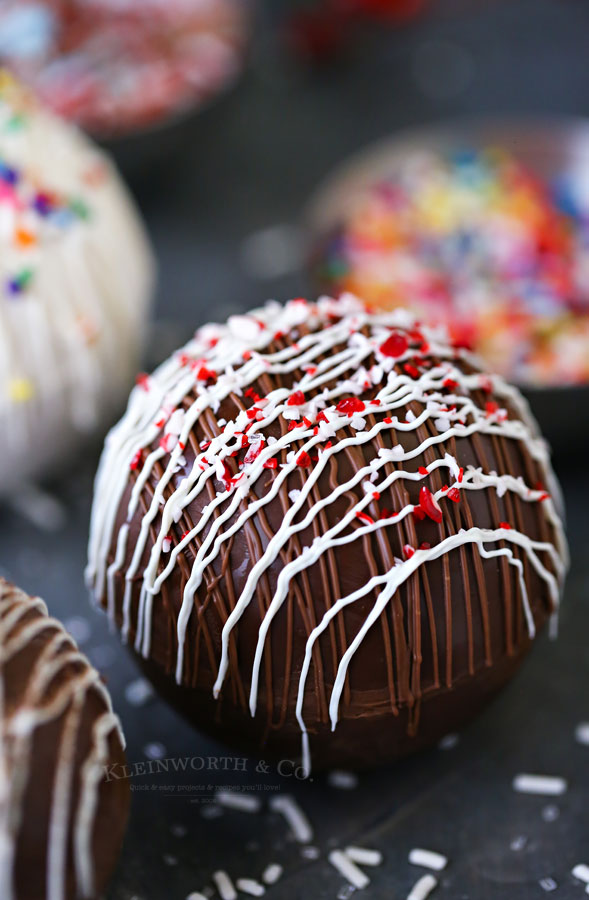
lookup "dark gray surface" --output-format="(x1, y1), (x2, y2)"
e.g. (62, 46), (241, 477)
(2, 1), (589, 897)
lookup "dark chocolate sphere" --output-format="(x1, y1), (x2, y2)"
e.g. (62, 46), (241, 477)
(0, 580), (129, 899)
(87, 295), (567, 772)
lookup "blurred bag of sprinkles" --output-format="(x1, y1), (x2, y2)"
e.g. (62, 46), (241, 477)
(310, 145), (589, 387)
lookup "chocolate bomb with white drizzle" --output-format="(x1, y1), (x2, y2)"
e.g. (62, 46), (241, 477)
(87, 294), (568, 772)
(0, 580), (129, 899)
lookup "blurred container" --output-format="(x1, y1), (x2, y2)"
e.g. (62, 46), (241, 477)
(0, 0), (253, 158)
(306, 118), (589, 456)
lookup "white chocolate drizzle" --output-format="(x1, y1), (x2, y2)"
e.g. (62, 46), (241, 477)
(87, 294), (568, 775)
(0, 579), (125, 900)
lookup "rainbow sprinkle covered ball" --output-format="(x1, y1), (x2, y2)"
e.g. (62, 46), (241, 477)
(311, 147), (589, 387)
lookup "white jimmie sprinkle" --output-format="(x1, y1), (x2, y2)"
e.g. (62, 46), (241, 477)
(572, 864), (589, 883)
(327, 770), (359, 790)
(409, 848), (448, 871)
(269, 795), (313, 843)
(328, 850), (370, 889)
(214, 790), (262, 813)
(236, 878), (265, 896)
(261, 863), (283, 885)
(212, 870), (237, 900)
(345, 846), (383, 867)
(512, 774), (568, 796)
(406, 873), (438, 900)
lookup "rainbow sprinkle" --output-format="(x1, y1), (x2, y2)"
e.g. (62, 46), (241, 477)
(312, 147), (589, 386)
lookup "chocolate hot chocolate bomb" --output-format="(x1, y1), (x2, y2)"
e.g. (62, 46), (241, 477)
(0, 580), (129, 899)
(87, 295), (568, 771)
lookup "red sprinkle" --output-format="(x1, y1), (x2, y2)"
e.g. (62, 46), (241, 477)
(403, 544), (415, 559)
(499, 521), (512, 530)
(419, 542), (431, 551)
(316, 411), (328, 423)
(419, 486), (443, 523)
(443, 378), (458, 391)
(336, 397), (366, 415)
(447, 487), (461, 503)
(297, 451), (312, 468)
(288, 390), (305, 406)
(458, 467), (464, 483)
(356, 511), (375, 525)
(196, 366), (216, 382)
(372, 491), (381, 500)
(418, 466), (428, 476)
(380, 332), (408, 357)
(263, 458), (278, 469)
(383, 416), (393, 424)
(135, 372), (150, 391)
(403, 363), (420, 379)
(485, 400), (499, 416)
(243, 441), (264, 465)
(129, 449), (142, 470)
(412, 506), (426, 521)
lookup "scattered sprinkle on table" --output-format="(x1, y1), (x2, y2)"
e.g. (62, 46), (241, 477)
(437, 733), (460, 750)
(235, 878), (265, 897)
(212, 870), (237, 900)
(143, 741), (167, 761)
(269, 795), (313, 843)
(124, 677), (154, 707)
(261, 863), (283, 885)
(512, 774), (568, 796)
(409, 849), (448, 871)
(327, 770), (359, 790)
(573, 864), (589, 883)
(539, 877), (558, 892)
(215, 790), (262, 813)
(541, 804), (560, 822)
(345, 846), (383, 867)
(328, 849), (370, 890)
(406, 873), (438, 900)
(186, 893), (208, 900)
(575, 722), (589, 746)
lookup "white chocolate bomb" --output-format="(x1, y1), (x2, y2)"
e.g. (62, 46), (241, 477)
(0, 72), (154, 494)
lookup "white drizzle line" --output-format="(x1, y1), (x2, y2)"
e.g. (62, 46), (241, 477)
(0, 580), (125, 900)
(86, 295), (568, 773)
